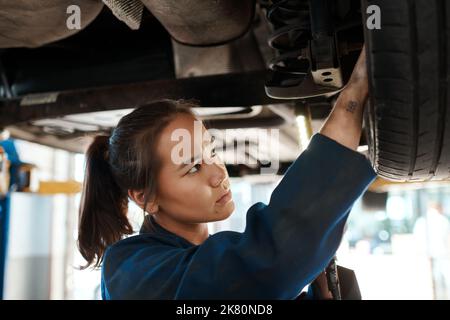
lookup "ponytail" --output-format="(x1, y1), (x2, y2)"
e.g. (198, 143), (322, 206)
(77, 99), (198, 269)
(78, 135), (133, 269)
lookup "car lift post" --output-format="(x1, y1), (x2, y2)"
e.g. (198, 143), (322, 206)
(0, 139), (21, 300)
(0, 195), (10, 300)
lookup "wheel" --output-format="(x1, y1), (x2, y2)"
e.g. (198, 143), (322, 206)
(363, 0), (450, 181)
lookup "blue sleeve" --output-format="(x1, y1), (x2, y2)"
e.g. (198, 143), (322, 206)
(104, 133), (377, 299)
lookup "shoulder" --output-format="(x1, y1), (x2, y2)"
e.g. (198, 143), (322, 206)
(101, 233), (190, 299)
(103, 232), (182, 267)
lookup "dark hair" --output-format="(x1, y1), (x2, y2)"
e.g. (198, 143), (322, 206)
(78, 99), (198, 269)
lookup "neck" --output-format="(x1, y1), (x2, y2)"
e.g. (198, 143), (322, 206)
(152, 213), (209, 246)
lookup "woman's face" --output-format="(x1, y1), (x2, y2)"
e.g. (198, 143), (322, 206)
(153, 114), (235, 223)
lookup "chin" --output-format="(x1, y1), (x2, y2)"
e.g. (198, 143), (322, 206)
(213, 201), (235, 221)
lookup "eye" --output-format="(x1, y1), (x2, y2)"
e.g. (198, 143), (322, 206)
(187, 163), (201, 174)
(186, 148), (217, 175)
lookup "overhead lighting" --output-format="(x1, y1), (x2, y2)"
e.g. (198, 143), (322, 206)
(295, 115), (310, 150)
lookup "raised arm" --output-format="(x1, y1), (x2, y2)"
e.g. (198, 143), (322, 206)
(320, 46), (369, 151)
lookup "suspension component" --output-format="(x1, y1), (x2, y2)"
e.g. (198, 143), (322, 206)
(262, 0), (344, 99)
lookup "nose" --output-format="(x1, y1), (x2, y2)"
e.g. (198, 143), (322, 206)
(209, 161), (228, 188)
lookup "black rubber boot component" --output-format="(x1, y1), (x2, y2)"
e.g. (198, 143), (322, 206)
(265, 0), (312, 88)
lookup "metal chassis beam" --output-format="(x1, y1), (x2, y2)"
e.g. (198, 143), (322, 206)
(0, 71), (287, 128)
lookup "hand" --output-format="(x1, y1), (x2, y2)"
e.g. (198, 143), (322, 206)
(311, 271), (333, 299)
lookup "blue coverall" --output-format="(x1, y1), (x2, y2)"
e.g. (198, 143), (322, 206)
(101, 133), (377, 299)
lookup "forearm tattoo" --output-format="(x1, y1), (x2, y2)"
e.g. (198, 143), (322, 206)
(346, 100), (359, 113)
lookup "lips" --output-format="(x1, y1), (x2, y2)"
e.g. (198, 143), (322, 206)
(216, 190), (232, 205)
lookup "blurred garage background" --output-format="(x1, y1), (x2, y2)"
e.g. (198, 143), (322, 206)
(1, 130), (450, 300)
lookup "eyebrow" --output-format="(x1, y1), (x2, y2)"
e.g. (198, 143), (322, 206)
(177, 135), (215, 171)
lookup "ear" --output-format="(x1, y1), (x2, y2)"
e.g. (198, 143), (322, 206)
(127, 189), (158, 213)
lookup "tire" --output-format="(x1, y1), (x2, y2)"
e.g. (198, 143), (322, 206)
(362, 0), (450, 181)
